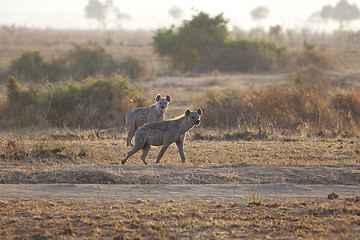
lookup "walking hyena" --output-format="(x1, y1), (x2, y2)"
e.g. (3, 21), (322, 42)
(125, 94), (171, 146)
(121, 108), (202, 165)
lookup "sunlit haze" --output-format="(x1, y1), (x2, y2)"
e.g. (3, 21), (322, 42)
(1, 0), (360, 31)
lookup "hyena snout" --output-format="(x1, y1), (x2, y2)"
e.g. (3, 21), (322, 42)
(158, 101), (168, 111)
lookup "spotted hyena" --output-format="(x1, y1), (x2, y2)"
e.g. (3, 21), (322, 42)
(125, 94), (171, 146)
(121, 108), (202, 165)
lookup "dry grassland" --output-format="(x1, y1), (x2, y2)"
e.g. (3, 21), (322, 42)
(1, 197), (359, 239)
(0, 130), (359, 238)
(0, 28), (359, 239)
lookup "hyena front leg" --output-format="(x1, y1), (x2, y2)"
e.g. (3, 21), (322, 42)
(176, 139), (186, 163)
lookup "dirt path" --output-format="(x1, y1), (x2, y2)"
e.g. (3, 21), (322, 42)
(0, 184), (359, 201)
(1, 164), (359, 184)
(0, 164), (359, 200)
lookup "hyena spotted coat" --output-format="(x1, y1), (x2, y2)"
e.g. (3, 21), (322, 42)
(125, 94), (171, 146)
(121, 108), (202, 165)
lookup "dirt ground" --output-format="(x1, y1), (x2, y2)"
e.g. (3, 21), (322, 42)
(0, 163), (359, 202)
(1, 163), (359, 239)
(0, 183), (359, 201)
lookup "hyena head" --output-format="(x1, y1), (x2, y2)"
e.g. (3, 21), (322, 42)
(155, 94), (171, 113)
(185, 108), (202, 126)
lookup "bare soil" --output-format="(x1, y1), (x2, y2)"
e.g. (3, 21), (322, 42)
(0, 163), (359, 185)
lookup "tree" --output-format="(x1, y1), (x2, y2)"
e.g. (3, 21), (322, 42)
(153, 11), (286, 73)
(250, 6), (270, 22)
(84, 0), (130, 29)
(319, 0), (360, 28)
(153, 12), (229, 72)
(168, 5), (184, 20)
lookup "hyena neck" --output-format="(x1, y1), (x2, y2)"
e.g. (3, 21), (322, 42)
(178, 117), (194, 133)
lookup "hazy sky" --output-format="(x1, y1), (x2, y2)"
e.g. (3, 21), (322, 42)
(1, 0), (359, 31)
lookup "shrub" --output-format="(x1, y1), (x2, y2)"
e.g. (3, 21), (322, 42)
(294, 41), (336, 70)
(153, 11), (287, 73)
(198, 88), (247, 129)
(197, 86), (360, 136)
(118, 56), (149, 81)
(67, 43), (117, 79)
(153, 11), (229, 72)
(3, 76), (48, 127)
(9, 51), (46, 81)
(217, 39), (286, 72)
(0, 74), (145, 129)
(331, 91), (360, 133)
(6, 44), (150, 82)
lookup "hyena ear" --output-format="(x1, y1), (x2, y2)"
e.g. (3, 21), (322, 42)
(185, 109), (191, 117)
(197, 108), (202, 116)
(155, 94), (161, 102)
(166, 95), (171, 103)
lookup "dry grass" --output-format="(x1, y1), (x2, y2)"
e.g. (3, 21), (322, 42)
(0, 197), (359, 239)
(0, 130), (359, 184)
(0, 28), (359, 239)
(1, 129), (359, 167)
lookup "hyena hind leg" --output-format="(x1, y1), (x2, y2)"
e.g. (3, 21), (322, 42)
(126, 122), (137, 146)
(140, 144), (151, 165)
(121, 144), (142, 164)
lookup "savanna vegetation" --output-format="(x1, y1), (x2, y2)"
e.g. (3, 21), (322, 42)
(7, 43), (149, 82)
(1, 197), (359, 239)
(152, 12), (286, 73)
(0, 8), (359, 239)
(2, 74), (145, 129)
(0, 11), (359, 136)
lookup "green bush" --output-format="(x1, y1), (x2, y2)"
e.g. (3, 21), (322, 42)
(67, 43), (116, 79)
(6, 44), (149, 82)
(152, 11), (287, 73)
(217, 39), (286, 72)
(4, 76), (48, 127)
(1, 74), (145, 129)
(9, 51), (46, 81)
(153, 11), (229, 72)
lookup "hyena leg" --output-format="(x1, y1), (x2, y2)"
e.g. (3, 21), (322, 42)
(176, 140), (185, 163)
(126, 122), (137, 146)
(155, 144), (171, 164)
(140, 144), (151, 165)
(121, 143), (143, 164)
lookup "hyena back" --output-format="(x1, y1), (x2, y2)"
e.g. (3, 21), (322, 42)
(125, 94), (171, 146)
(121, 108), (202, 165)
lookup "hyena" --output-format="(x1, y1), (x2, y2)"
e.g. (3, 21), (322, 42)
(125, 94), (171, 146)
(121, 108), (202, 165)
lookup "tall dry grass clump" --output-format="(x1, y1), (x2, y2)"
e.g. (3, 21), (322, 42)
(198, 85), (360, 137)
(197, 40), (360, 137)
(0, 74), (145, 129)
